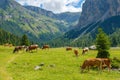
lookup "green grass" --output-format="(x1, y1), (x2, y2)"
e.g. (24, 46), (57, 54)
(0, 46), (120, 80)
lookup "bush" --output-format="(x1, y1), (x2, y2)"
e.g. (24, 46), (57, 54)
(111, 57), (120, 69)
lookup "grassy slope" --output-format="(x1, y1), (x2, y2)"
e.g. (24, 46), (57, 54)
(0, 46), (120, 80)
(0, 1), (69, 42)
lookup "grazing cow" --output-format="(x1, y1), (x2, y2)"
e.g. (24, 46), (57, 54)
(4, 43), (9, 47)
(74, 49), (79, 57)
(13, 45), (26, 53)
(42, 45), (50, 49)
(100, 58), (111, 71)
(26, 44), (38, 52)
(66, 47), (72, 51)
(4, 43), (13, 47)
(81, 58), (103, 72)
(82, 47), (89, 55)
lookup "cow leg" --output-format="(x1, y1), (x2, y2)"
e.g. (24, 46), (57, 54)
(87, 66), (90, 71)
(107, 64), (111, 72)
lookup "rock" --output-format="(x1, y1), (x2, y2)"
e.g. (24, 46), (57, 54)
(39, 63), (44, 66)
(78, 0), (120, 27)
(34, 66), (42, 70)
(49, 64), (55, 67)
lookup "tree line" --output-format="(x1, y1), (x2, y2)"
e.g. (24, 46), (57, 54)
(47, 28), (120, 48)
(0, 28), (21, 45)
(0, 28), (30, 46)
(1, 27), (120, 48)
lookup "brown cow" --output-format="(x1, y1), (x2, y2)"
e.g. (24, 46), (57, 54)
(81, 58), (103, 72)
(4, 43), (9, 47)
(13, 45), (26, 53)
(99, 58), (111, 71)
(4, 43), (13, 47)
(74, 49), (79, 57)
(66, 47), (72, 51)
(26, 44), (38, 52)
(42, 45), (50, 49)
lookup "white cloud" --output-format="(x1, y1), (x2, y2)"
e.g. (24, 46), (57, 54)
(16, 0), (85, 13)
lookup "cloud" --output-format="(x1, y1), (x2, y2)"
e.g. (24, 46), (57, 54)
(66, 0), (85, 8)
(15, 0), (85, 13)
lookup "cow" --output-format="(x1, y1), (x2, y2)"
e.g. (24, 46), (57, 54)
(4, 43), (9, 47)
(4, 43), (13, 47)
(74, 49), (79, 57)
(99, 58), (111, 71)
(13, 45), (26, 53)
(81, 58), (103, 73)
(42, 45), (50, 49)
(26, 44), (38, 52)
(66, 47), (72, 51)
(82, 47), (89, 55)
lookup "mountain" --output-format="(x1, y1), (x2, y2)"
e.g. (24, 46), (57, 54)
(24, 6), (80, 25)
(24, 6), (57, 19)
(0, 0), (69, 43)
(78, 0), (120, 27)
(52, 0), (120, 47)
(56, 12), (80, 25)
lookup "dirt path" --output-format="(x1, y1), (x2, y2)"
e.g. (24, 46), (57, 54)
(0, 54), (20, 80)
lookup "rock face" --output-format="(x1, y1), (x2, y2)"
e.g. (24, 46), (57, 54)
(63, 0), (120, 44)
(78, 0), (120, 27)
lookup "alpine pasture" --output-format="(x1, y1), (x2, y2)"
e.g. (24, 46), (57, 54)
(0, 46), (120, 80)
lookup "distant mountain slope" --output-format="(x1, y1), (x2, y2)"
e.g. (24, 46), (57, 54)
(56, 12), (80, 24)
(24, 6), (57, 19)
(51, 0), (120, 47)
(65, 0), (120, 40)
(24, 6), (80, 25)
(0, 0), (69, 42)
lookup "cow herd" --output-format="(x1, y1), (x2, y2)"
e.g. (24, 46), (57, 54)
(12, 45), (111, 73)
(65, 47), (111, 72)
(66, 47), (89, 56)
(13, 44), (50, 53)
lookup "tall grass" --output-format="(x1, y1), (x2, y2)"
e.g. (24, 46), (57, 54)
(0, 46), (120, 80)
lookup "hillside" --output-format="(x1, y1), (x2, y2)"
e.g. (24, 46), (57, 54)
(0, 0), (69, 42)
(24, 6), (80, 25)
(55, 0), (120, 47)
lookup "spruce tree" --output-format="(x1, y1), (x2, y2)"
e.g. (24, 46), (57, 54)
(21, 34), (30, 46)
(96, 28), (111, 58)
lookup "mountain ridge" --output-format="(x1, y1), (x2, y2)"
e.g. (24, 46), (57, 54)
(65, 0), (120, 39)
(0, 0), (72, 43)
(51, 0), (120, 47)
(24, 5), (80, 25)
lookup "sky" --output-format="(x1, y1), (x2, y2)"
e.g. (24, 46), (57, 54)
(15, 0), (85, 13)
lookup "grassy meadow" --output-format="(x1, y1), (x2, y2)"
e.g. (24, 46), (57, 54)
(0, 46), (120, 80)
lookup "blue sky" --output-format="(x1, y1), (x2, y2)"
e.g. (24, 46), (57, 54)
(15, 0), (85, 13)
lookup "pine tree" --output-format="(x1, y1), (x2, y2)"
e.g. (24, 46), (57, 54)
(21, 34), (30, 46)
(96, 28), (111, 58)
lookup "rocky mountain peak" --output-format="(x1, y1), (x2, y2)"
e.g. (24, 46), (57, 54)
(78, 0), (120, 27)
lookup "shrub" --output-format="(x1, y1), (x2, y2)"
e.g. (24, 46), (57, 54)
(111, 57), (120, 69)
